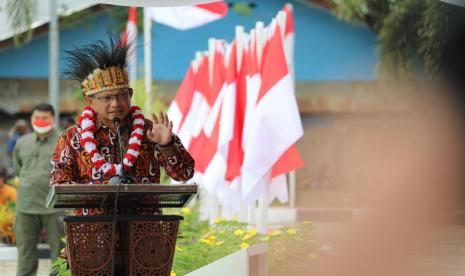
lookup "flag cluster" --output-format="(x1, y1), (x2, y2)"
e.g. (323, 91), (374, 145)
(168, 6), (303, 210)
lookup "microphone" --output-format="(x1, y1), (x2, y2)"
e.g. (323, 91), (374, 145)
(109, 117), (136, 185)
(113, 117), (123, 166)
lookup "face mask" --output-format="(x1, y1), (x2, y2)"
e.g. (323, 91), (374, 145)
(32, 119), (53, 134)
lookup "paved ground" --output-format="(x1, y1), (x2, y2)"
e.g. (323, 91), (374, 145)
(313, 223), (465, 276)
(0, 259), (51, 276)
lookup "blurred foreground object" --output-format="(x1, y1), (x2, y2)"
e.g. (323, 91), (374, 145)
(299, 85), (465, 276)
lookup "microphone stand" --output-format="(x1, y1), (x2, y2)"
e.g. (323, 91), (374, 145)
(109, 117), (136, 185)
(109, 117), (135, 276)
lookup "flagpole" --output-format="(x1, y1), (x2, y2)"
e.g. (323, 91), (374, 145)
(283, 4), (297, 209)
(251, 21), (265, 232)
(208, 38), (216, 88)
(239, 27), (256, 225)
(49, 0), (59, 128)
(129, 7), (137, 89)
(207, 37), (221, 224)
(143, 7), (152, 115)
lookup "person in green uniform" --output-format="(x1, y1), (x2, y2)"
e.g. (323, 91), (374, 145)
(12, 103), (64, 276)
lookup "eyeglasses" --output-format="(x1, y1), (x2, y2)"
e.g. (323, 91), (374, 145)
(91, 90), (130, 103)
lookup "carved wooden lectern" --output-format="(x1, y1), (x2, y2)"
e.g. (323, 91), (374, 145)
(46, 184), (198, 276)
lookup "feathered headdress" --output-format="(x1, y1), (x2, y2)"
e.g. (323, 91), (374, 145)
(63, 34), (131, 96)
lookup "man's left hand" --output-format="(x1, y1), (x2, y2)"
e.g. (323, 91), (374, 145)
(147, 111), (173, 145)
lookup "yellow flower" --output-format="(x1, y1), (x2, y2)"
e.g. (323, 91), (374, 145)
(308, 253), (318, 260)
(271, 229), (282, 236)
(246, 229), (257, 235)
(200, 235), (217, 245)
(181, 208), (191, 215)
(234, 229), (244, 236)
(231, 217), (238, 222)
(216, 240), (224, 246)
(214, 217), (222, 224)
(175, 246), (184, 252)
(171, 271), (177, 276)
(261, 236), (270, 242)
(286, 228), (297, 235)
(200, 239), (212, 245)
(240, 242), (249, 249)
(242, 229), (257, 241)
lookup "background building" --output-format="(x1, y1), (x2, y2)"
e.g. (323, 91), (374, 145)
(0, 0), (384, 207)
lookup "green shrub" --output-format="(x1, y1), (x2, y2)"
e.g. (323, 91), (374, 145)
(52, 207), (319, 276)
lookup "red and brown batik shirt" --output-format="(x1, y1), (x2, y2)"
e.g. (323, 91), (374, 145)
(50, 117), (195, 216)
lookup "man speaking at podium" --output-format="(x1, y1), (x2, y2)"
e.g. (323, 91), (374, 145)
(50, 35), (195, 216)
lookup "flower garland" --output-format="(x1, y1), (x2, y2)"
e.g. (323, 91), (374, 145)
(77, 105), (145, 177)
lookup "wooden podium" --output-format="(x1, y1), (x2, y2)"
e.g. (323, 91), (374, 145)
(46, 183), (198, 276)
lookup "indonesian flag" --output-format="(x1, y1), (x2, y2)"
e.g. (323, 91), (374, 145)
(201, 43), (237, 197)
(224, 39), (252, 192)
(266, 5), (303, 204)
(188, 45), (225, 178)
(148, 1), (228, 30)
(167, 64), (196, 136)
(121, 7), (138, 85)
(282, 4), (295, 76)
(224, 47), (246, 181)
(121, 7), (137, 47)
(176, 55), (210, 149)
(241, 24), (303, 204)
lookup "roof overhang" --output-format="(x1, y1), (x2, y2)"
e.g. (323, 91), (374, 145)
(0, 0), (100, 42)
(99, 0), (222, 7)
(440, 0), (465, 7)
(0, 0), (222, 42)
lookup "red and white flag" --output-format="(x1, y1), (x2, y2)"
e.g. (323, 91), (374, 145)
(149, 1), (228, 30)
(188, 46), (226, 191)
(282, 4), (295, 75)
(176, 55), (210, 149)
(201, 43), (238, 198)
(225, 43), (247, 184)
(241, 23), (303, 203)
(266, 5), (303, 204)
(121, 7), (138, 85)
(167, 64), (196, 136)
(121, 7), (137, 47)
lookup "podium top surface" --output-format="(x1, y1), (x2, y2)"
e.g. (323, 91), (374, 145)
(46, 183), (198, 209)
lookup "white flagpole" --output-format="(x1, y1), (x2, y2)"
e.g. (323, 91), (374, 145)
(143, 7), (152, 115)
(219, 25), (244, 222)
(256, 12), (287, 234)
(129, 15), (137, 89)
(283, 3), (297, 209)
(49, 0), (60, 127)
(247, 21), (267, 233)
(236, 26), (244, 73)
(207, 37), (221, 224)
(239, 27), (257, 224)
(208, 38), (216, 87)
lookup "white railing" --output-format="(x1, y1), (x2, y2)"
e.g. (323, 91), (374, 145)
(186, 243), (268, 276)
